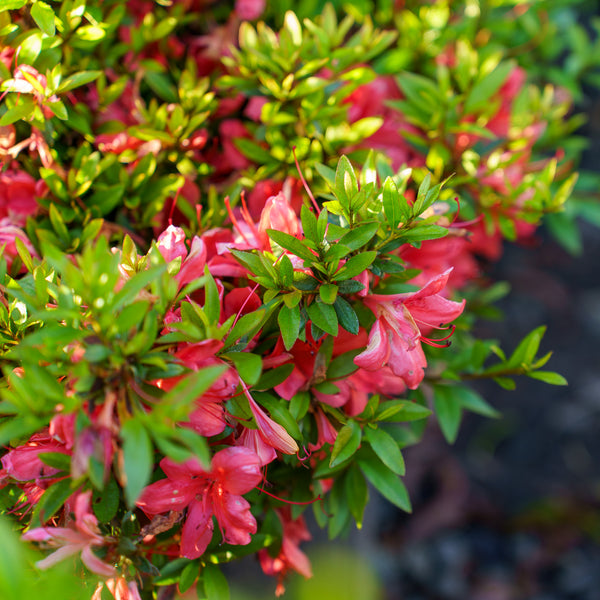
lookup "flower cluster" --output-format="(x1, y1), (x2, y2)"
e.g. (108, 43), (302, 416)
(0, 1), (596, 599)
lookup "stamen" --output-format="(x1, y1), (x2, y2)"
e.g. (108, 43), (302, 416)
(239, 191), (260, 239)
(195, 203), (202, 228)
(168, 187), (181, 226)
(230, 282), (260, 330)
(421, 325), (456, 348)
(292, 146), (320, 213)
(413, 317), (454, 330)
(224, 196), (252, 246)
(256, 486), (323, 505)
(296, 445), (312, 462)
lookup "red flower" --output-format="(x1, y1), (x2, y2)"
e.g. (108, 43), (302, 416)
(355, 269), (465, 388)
(137, 447), (262, 559)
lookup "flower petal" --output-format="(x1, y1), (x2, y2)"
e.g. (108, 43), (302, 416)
(180, 500), (214, 559)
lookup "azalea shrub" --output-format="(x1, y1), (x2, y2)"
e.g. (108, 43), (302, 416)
(1, 1), (599, 599)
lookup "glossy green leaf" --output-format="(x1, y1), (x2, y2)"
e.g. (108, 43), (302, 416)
(278, 304), (301, 350)
(121, 419), (153, 507)
(365, 427), (405, 475)
(335, 156), (358, 209)
(334, 251), (376, 281)
(333, 296), (359, 335)
(527, 371), (568, 385)
(345, 464), (369, 529)
(432, 385), (463, 444)
(222, 352), (262, 385)
(92, 477), (120, 523)
(30, 1), (55, 36)
(358, 456), (411, 512)
(330, 420), (361, 468)
(267, 230), (316, 262)
(306, 300), (338, 336)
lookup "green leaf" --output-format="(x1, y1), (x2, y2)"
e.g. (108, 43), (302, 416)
(255, 363), (294, 391)
(335, 156), (358, 210)
(277, 304), (301, 351)
(121, 419), (153, 507)
(0, 0), (27, 10)
(345, 464), (368, 529)
(333, 296), (358, 335)
(0, 98), (35, 126)
(234, 138), (273, 164)
(203, 266), (220, 324)
(358, 456), (411, 512)
(506, 325), (546, 369)
(222, 352), (262, 385)
(365, 427), (405, 475)
(224, 306), (272, 348)
(38, 452), (71, 471)
(301, 205), (319, 242)
(267, 230), (316, 262)
(30, 1), (55, 36)
(92, 477), (120, 523)
(319, 283), (338, 305)
(527, 371), (568, 385)
(382, 177), (401, 228)
(15, 237), (34, 272)
(493, 376), (516, 390)
(330, 420), (361, 468)
(464, 60), (513, 113)
(57, 70), (102, 93)
(457, 387), (500, 418)
(162, 365), (226, 411)
(31, 478), (73, 527)
(254, 393), (302, 441)
(338, 222), (379, 251)
(306, 300), (338, 336)
(179, 561), (199, 594)
(433, 385), (463, 444)
(334, 251), (377, 281)
(143, 71), (178, 103)
(202, 563), (229, 599)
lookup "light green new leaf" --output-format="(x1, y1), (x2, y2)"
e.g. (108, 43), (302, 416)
(330, 420), (361, 468)
(30, 1), (55, 36)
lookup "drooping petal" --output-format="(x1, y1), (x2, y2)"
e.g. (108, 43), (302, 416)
(236, 427), (277, 466)
(354, 319), (390, 371)
(180, 499), (214, 559)
(81, 545), (116, 577)
(246, 392), (299, 455)
(35, 543), (83, 570)
(387, 332), (427, 389)
(212, 493), (256, 546)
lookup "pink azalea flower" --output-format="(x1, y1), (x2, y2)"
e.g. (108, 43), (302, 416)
(92, 577), (142, 600)
(137, 447), (262, 559)
(21, 491), (115, 577)
(156, 225), (207, 286)
(242, 382), (299, 455)
(156, 339), (235, 437)
(259, 509), (312, 597)
(355, 269), (465, 388)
